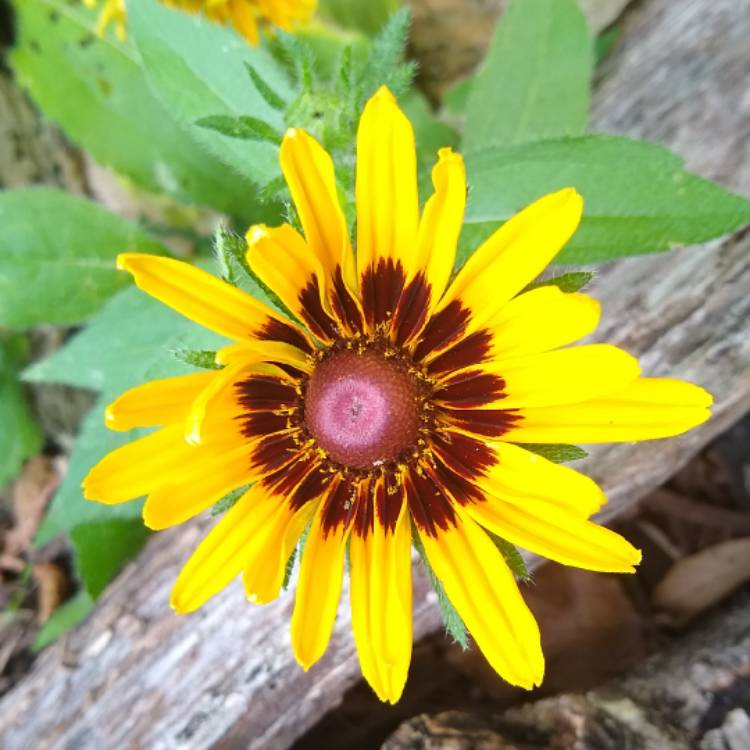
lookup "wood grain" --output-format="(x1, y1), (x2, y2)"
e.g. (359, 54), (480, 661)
(1, 1), (749, 748)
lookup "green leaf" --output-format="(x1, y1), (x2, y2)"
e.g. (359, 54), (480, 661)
(32, 590), (94, 652)
(11, 0), (260, 220)
(522, 444), (589, 463)
(526, 271), (593, 294)
(0, 188), (165, 328)
(462, 0), (592, 151)
(413, 530), (469, 649)
(71, 519), (150, 598)
(461, 136), (750, 264)
(490, 534), (531, 581)
(595, 25), (622, 65)
(318, 0), (401, 36)
(0, 335), (42, 488)
(128, 0), (291, 210)
(24, 284), (225, 395)
(34, 398), (149, 545)
(196, 115), (282, 145)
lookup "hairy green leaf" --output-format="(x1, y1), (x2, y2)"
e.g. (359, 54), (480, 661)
(463, 0), (592, 151)
(461, 136), (750, 263)
(0, 188), (165, 328)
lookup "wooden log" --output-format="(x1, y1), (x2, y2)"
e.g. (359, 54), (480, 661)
(383, 590), (750, 749)
(1, 1), (749, 748)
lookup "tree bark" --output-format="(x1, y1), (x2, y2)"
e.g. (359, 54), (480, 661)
(383, 590), (750, 749)
(1, 1), (749, 748)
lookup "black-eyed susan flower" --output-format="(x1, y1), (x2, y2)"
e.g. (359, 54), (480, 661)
(83, 86), (712, 703)
(85, 0), (316, 44)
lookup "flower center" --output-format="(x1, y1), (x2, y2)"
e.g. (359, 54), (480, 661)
(304, 349), (422, 470)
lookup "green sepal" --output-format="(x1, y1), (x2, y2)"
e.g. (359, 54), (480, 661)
(413, 528), (469, 650)
(212, 225), (293, 318)
(171, 349), (221, 370)
(526, 271), (594, 294)
(488, 532), (531, 581)
(244, 61), (287, 110)
(521, 443), (589, 463)
(196, 115), (282, 145)
(211, 485), (249, 517)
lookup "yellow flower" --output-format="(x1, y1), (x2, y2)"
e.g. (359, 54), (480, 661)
(83, 86), (712, 703)
(85, 0), (316, 44)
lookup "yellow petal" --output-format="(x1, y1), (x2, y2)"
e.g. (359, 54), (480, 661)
(356, 86), (419, 276)
(105, 371), (215, 431)
(246, 223), (338, 342)
(83, 425), (192, 505)
(412, 147), (466, 307)
(419, 512), (544, 689)
(171, 484), (288, 614)
(439, 188), (584, 334)
(291, 499), (352, 670)
(185, 361), (289, 445)
(143, 442), (258, 530)
(117, 253), (301, 344)
(506, 377), (712, 443)
(243, 499), (318, 605)
(478, 442), (606, 517)
(466, 495), (641, 573)
(215, 339), (312, 372)
(487, 287), (601, 359)
(350, 502), (413, 703)
(229, 0), (260, 44)
(279, 128), (356, 290)
(483, 344), (640, 409)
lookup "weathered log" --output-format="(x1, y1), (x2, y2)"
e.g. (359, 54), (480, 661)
(1, 1), (749, 748)
(383, 589), (750, 750)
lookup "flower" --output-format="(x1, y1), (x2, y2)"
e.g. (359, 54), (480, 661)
(83, 0), (127, 41)
(83, 86), (712, 703)
(85, 0), (316, 44)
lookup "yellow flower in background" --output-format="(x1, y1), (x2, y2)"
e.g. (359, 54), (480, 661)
(83, 86), (711, 703)
(86, 0), (317, 44)
(83, 0), (127, 41)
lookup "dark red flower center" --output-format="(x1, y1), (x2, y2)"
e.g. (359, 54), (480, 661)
(304, 349), (422, 470)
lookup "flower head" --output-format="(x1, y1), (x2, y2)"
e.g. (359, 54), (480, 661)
(85, 0), (316, 44)
(84, 86), (712, 702)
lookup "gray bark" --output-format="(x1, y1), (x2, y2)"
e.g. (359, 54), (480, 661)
(383, 590), (750, 749)
(1, 1), (749, 749)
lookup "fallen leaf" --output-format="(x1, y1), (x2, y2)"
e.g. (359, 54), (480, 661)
(32, 562), (68, 624)
(3, 456), (60, 560)
(651, 537), (750, 627)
